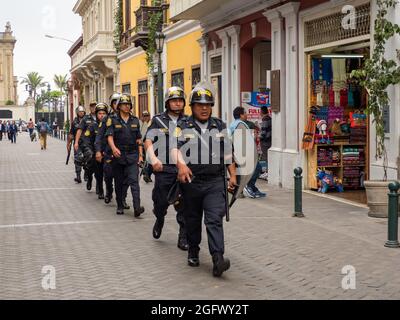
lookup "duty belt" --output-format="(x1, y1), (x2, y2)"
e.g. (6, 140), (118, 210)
(118, 145), (137, 152)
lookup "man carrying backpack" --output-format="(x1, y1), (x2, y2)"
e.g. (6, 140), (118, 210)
(37, 118), (50, 150)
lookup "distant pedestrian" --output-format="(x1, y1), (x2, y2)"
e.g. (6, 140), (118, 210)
(0, 120), (5, 141)
(27, 118), (35, 141)
(52, 121), (58, 138)
(140, 110), (153, 183)
(37, 118), (50, 150)
(9, 121), (18, 144)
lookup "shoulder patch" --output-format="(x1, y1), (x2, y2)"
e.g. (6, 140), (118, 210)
(106, 118), (112, 127)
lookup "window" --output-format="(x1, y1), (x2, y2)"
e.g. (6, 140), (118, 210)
(171, 71), (184, 89)
(122, 83), (131, 94)
(211, 56), (222, 74)
(138, 80), (148, 116)
(191, 67), (201, 89)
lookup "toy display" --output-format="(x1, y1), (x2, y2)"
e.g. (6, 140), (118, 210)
(316, 169), (344, 193)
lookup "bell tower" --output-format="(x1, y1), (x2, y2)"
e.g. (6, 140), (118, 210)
(0, 22), (17, 105)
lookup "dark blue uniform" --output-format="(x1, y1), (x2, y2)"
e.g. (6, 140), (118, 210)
(70, 116), (84, 176)
(105, 113), (142, 211)
(176, 116), (231, 257)
(78, 114), (97, 185)
(95, 113), (117, 199)
(145, 112), (186, 240)
(81, 117), (104, 196)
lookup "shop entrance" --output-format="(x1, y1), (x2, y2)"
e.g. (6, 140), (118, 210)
(303, 44), (370, 204)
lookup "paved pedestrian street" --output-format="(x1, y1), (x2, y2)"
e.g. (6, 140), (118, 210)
(1, 133), (400, 300)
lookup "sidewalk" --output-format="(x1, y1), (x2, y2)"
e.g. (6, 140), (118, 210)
(0, 133), (399, 299)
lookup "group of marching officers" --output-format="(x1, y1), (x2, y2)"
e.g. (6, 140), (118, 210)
(66, 85), (237, 277)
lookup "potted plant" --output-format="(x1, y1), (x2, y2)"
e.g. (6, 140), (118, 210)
(351, 0), (400, 218)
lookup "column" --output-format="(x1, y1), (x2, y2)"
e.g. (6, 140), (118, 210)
(226, 25), (241, 122)
(264, 9), (286, 187)
(279, 2), (300, 188)
(216, 29), (231, 122)
(197, 34), (209, 82)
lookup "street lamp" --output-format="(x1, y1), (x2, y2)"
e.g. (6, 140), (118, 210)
(155, 32), (166, 114)
(93, 70), (100, 102)
(45, 34), (74, 43)
(65, 79), (73, 125)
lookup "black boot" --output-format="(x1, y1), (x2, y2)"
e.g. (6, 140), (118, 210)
(123, 200), (130, 210)
(187, 248), (200, 267)
(177, 234), (189, 251)
(74, 173), (82, 184)
(152, 218), (164, 239)
(134, 206), (145, 218)
(98, 189), (104, 200)
(84, 171), (89, 182)
(104, 193), (112, 204)
(212, 253), (230, 277)
(86, 177), (92, 191)
(116, 207), (124, 215)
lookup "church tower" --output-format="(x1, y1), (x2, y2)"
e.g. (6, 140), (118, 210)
(0, 22), (17, 105)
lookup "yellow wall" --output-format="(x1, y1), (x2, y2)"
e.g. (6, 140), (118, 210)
(166, 29), (202, 114)
(119, 52), (149, 117)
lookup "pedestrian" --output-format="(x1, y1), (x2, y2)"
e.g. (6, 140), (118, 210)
(80, 103), (109, 200)
(9, 121), (17, 143)
(0, 120), (5, 141)
(52, 121), (58, 138)
(229, 107), (266, 198)
(67, 106), (86, 184)
(74, 101), (98, 191)
(6, 121), (11, 141)
(37, 118), (50, 150)
(140, 110), (153, 183)
(172, 85), (237, 277)
(144, 86), (188, 251)
(105, 94), (145, 216)
(27, 118), (35, 141)
(95, 93), (130, 208)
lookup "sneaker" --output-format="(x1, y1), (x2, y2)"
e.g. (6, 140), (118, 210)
(253, 188), (267, 198)
(259, 172), (268, 181)
(243, 186), (256, 199)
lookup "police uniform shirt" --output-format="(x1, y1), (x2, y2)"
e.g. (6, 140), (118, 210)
(145, 112), (186, 173)
(69, 117), (82, 138)
(175, 116), (232, 176)
(81, 120), (101, 149)
(105, 114), (141, 165)
(95, 113), (116, 154)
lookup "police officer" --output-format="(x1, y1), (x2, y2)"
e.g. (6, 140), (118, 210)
(105, 94), (145, 216)
(172, 85), (237, 277)
(144, 86), (188, 251)
(74, 101), (97, 191)
(67, 105), (86, 183)
(80, 103), (109, 199)
(95, 93), (130, 209)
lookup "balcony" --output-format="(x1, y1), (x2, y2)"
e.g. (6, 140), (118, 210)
(129, 4), (168, 50)
(170, 0), (230, 21)
(71, 31), (116, 72)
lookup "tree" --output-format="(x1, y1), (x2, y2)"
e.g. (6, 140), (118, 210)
(54, 74), (67, 94)
(20, 72), (45, 101)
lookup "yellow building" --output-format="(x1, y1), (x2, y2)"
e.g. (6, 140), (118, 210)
(118, 0), (201, 116)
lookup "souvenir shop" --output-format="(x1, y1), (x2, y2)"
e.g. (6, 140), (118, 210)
(302, 47), (369, 200)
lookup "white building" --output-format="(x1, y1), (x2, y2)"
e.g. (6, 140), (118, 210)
(70, 0), (118, 107)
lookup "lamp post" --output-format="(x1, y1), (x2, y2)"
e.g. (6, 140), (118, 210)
(47, 83), (51, 123)
(65, 79), (72, 125)
(155, 32), (166, 114)
(93, 71), (100, 102)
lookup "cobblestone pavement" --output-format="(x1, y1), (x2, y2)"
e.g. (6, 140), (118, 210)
(1, 133), (400, 300)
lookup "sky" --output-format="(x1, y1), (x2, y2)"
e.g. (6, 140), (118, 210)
(1, 0), (82, 104)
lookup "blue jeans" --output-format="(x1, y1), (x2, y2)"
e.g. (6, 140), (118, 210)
(10, 132), (16, 143)
(247, 161), (262, 191)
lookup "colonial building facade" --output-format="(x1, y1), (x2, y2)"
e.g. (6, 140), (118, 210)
(171, 0), (400, 192)
(70, 0), (118, 110)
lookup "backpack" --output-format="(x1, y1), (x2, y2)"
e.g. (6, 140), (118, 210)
(39, 122), (48, 133)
